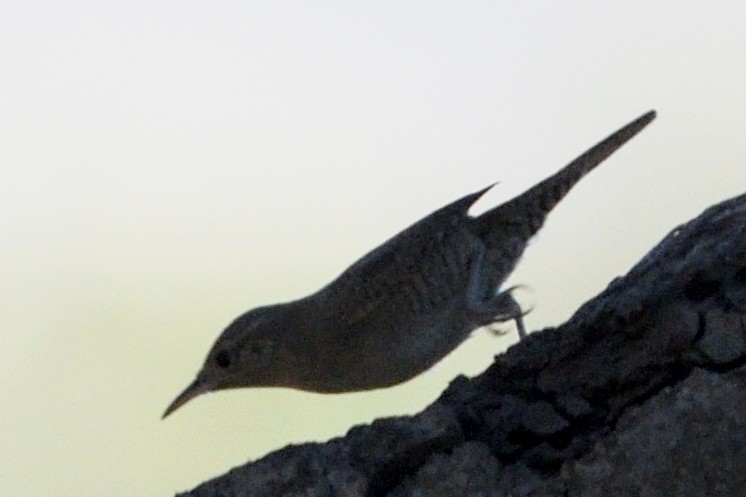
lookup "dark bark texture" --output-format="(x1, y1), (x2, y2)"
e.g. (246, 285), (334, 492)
(177, 193), (746, 497)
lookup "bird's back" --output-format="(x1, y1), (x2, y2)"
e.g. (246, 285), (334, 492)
(321, 186), (492, 333)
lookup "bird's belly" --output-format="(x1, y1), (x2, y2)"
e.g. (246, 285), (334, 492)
(318, 301), (477, 392)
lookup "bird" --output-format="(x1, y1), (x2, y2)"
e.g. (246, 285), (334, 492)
(163, 110), (656, 418)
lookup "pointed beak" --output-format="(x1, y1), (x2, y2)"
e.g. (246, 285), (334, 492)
(162, 377), (210, 419)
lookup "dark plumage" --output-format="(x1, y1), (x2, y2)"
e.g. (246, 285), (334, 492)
(163, 111), (656, 418)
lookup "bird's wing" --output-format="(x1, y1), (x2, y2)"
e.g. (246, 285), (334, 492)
(326, 185), (493, 328)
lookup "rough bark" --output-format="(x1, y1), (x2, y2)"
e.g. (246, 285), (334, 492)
(177, 193), (746, 497)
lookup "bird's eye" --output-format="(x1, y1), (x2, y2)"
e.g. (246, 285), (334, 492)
(214, 349), (231, 368)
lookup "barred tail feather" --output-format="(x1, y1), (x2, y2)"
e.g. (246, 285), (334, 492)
(475, 110), (656, 241)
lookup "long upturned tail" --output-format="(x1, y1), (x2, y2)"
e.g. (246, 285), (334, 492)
(474, 110), (656, 244)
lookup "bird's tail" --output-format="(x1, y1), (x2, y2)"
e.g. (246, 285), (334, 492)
(474, 110), (656, 246)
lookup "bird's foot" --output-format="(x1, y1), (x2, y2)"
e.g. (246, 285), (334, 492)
(467, 285), (531, 340)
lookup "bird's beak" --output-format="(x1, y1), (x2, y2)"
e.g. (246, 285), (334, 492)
(162, 377), (209, 419)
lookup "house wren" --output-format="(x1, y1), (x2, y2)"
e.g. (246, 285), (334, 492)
(163, 111), (656, 418)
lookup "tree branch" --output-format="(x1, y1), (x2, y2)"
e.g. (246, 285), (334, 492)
(177, 193), (746, 497)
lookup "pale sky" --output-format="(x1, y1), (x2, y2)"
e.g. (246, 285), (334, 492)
(2, 2), (745, 496)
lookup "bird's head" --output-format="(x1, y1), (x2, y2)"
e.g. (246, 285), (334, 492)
(162, 303), (304, 418)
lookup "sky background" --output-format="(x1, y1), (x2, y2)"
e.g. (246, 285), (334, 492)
(3, 2), (745, 495)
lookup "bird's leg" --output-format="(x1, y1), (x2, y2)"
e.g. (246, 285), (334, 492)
(465, 248), (529, 339)
(485, 289), (528, 339)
